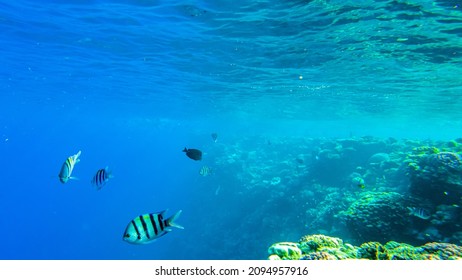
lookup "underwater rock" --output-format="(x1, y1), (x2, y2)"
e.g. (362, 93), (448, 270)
(417, 226), (442, 242)
(431, 204), (459, 226)
(297, 234), (356, 260)
(357, 242), (388, 260)
(410, 146), (440, 155)
(419, 242), (462, 260)
(298, 234), (343, 253)
(310, 137), (394, 187)
(267, 242), (302, 260)
(430, 152), (461, 170)
(407, 150), (462, 204)
(338, 192), (411, 243)
(299, 252), (338, 260)
(268, 234), (462, 260)
(368, 153), (390, 167)
(305, 189), (355, 231)
(445, 140), (458, 148)
(451, 231), (462, 244)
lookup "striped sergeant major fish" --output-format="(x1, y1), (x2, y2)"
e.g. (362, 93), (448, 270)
(199, 165), (212, 177)
(123, 210), (183, 244)
(58, 150), (81, 184)
(91, 167), (113, 190)
(407, 207), (431, 220)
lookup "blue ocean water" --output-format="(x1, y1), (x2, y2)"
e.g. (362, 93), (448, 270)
(1, 0), (462, 259)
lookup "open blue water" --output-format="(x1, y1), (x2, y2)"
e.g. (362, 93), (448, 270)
(1, 0), (462, 259)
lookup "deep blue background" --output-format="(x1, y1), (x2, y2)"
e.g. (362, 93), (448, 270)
(1, 0), (462, 259)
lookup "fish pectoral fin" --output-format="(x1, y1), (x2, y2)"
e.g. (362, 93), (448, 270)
(171, 223), (185, 230)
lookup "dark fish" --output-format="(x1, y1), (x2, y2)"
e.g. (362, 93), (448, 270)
(123, 210), (183, 244)
(58, 150), (81, 183)
(91, 167), (113, 190)
(211, 133), (218, 142)
(183, 147), (202, 161)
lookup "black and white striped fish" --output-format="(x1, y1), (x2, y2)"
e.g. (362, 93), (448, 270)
(58, 150), (81, 184)
(123, 210), (183, 244)
(199, 165), (212, 177)
(407, 207), (431, 220)
(91, 167), (113, 190)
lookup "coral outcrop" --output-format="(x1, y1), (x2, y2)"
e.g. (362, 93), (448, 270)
(407, 150), (462, 204)
(268, 234), (462, 260)
(337, 192), (410, 243)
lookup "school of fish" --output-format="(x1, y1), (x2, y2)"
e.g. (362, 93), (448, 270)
(57, 133), (427, 247)
(56, 134), (218, 244)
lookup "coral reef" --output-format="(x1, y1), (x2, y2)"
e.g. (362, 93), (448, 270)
(268, 234), (462, 260)
(190, 136), (462, 259)
(368, 153), (390, 168)
(267, 242), (302, 260)
(407, 150), (462, 204)
(337, 192), (411, 243)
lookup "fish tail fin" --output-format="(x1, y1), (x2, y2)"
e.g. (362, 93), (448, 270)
(166, 210), (184, 230)
(183, 147), (188, 152)
(69, 176), (79, 181)
(74, 150), (82, 163)
(105, 166), (114, 178)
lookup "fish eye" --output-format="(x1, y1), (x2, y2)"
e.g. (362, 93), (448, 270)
(124, 233), (130, 238)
